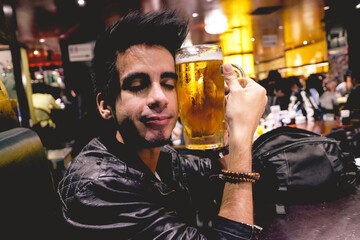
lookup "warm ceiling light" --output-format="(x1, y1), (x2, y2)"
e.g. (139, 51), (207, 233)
(251, 37), (255, 42)
(324, 6), (330, 10)
(204, 9), (228, 34)
(192, 13), (199, 18)
(303, 40), (308, 45)
(2, 4), (13, 17)
(33, 50), (39, 55)
(356, 3), (360, 9)
(77, 0), (86, 7)
(39, 39), (45, 43)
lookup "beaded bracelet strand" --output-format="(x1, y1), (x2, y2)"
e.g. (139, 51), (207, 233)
(221, 170), (260, 181)
(209, 170), (260, 184)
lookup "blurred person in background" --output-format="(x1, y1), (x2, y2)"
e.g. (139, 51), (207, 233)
(336, 70), (354, 98)
(320, 78), (339, 118)
(306, 73), (326, 106)
(272, 78), (292, 111)
(287, 74), (324, 120)
(263, 69), (282, 97)
(261, 69), (283, 118)
(287, 76), (303, 95)
(345, 71), (360, 121)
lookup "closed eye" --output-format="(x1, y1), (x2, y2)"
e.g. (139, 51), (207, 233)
(161, 72), (177, 90)
(122, 73), (150, 92)
(128, 80), (148, 92)
(161, 79), (176, 90)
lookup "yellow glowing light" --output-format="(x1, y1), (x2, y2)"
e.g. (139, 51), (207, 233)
(285, 40), (327, 68)
(219, 0), (254, 77)
(224, 54), (254, 77)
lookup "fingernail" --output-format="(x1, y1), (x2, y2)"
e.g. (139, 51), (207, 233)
(223, 64), (233, 73)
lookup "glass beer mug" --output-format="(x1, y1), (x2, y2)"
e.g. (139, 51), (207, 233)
(175, 44), (245, 150)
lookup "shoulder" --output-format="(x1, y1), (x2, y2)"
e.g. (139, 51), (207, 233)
(336, 82), (346, 89)
(58, 138), (144, 206)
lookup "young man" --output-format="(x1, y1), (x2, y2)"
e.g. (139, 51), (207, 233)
(58, 11), (267, 239)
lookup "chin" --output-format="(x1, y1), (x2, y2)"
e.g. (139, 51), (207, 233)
(118, 119), (174, 148)
(143, 138), (172, 148)
(143, 131), (172, 148)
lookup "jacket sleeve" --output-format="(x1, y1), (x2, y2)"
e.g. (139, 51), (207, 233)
(60, 173), (258, 240)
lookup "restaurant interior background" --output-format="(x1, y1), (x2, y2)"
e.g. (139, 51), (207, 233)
(1, 0), (360, 150)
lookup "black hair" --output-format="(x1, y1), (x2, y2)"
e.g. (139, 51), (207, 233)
(351, 70), (360, 84)
(273, 78), (291, 97)
(306, 73), (325, 95)
(267, 70), (282, 83)
(287, 76), (302, 89)
(91, 10), (189, 107)
(344, 70), (352, 81)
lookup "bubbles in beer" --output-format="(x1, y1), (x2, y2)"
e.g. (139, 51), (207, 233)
(176, 59), (225, 138)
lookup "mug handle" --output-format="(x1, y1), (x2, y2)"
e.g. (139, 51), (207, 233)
(230, 63), (246, 79)
(222, 64), (246, 88)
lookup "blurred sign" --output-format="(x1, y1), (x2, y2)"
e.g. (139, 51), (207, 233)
(68, 42), (94, 62)
(262, 35), (278, 47)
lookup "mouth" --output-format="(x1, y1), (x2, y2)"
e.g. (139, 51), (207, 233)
(141, 115), (172, 127)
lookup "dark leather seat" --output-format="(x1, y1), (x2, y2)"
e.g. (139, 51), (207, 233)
(0, 127), (64, 237)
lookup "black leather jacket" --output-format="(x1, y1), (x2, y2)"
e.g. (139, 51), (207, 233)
(58, 135), (259, 239)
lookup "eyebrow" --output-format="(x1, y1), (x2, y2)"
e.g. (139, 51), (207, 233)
(161, 72), (178, 81)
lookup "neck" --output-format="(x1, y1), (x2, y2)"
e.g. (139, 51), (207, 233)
(137, 147), (161, 173)
(115, 131), (160, 173)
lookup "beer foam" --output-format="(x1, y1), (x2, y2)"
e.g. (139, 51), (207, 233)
(176, 48), (222, 64)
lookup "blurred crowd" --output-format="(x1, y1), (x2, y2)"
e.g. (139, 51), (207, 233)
(259, 69), (360, 126)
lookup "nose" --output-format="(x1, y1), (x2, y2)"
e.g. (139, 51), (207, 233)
(147, 83), (168, 110)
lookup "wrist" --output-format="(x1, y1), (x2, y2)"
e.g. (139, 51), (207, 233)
(228, 126), (254, 145)
(227, 148), (252, 172)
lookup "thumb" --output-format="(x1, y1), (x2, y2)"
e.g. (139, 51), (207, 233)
(223, 63), (241, 91)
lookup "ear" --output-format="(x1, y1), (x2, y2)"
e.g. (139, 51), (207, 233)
(96, 92), (113, 120)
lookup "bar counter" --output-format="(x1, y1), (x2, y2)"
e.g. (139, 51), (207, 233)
(289, 119), (339, 135)
(258, 185), (360, 240)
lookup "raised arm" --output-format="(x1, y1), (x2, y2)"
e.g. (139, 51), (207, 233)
(218, 63), (267, 225)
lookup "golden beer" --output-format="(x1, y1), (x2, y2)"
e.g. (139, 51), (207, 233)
(175, 45), (225, 149)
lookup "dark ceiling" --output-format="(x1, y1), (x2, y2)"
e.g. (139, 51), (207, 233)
(3, 0), (358, 68)
(12, 0), (144, 52)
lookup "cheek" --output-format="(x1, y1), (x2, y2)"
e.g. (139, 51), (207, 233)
(169, 92), (179, 112)
(114, 98), (141, 123)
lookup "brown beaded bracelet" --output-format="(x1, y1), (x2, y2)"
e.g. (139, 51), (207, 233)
(221, 170), (260, 181)
(209, 170), (260, 184)
(219, 175), (257, 183)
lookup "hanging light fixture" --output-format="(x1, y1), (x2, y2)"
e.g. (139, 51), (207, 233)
(204, 9), (228, 34)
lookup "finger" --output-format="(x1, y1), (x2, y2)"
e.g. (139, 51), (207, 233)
(231, 64), (247, 88)
(224, 95), (228, 120)
(223, 63), (241, 91)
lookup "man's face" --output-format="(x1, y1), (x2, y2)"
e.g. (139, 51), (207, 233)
(113, 44), (178, 147)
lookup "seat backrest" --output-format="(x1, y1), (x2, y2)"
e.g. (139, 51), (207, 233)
(0, 127), (64, 237)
